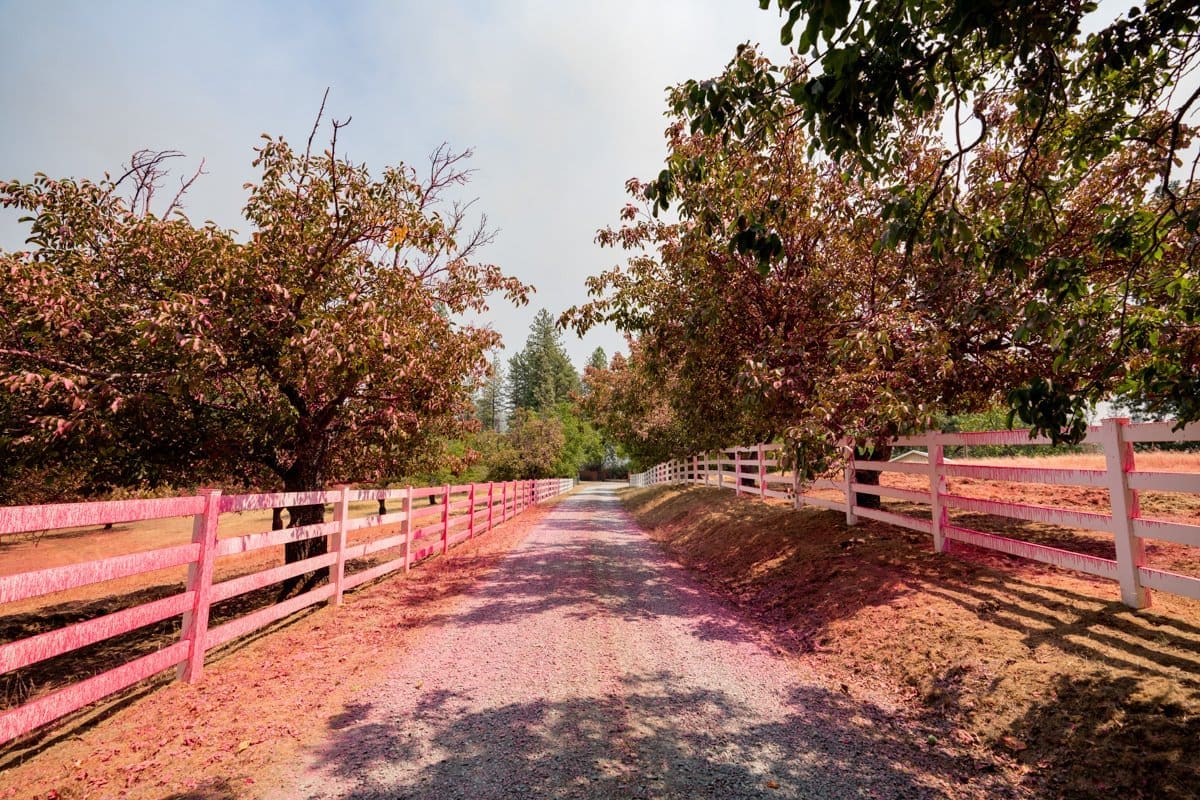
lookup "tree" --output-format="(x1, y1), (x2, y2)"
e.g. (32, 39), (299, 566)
(662, 2), (1200, 438)
(567, 52), (1176, 485)
(0, 105), (529, 589)
(577, 343), (693, 471)
(485, 409), (567, 480)
(475, 351), (508, 432)
(507, 309), (580, 412)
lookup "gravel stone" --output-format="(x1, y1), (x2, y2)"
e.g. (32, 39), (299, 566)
(269, 484), (1011, 799)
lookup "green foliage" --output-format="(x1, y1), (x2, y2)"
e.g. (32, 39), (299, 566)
(507, 309), (580, 412)
(475, 352), (508, 432)
(664, 2), (1200, 440)
(0, 122), (531, 508)
(484, 409), (566, 480)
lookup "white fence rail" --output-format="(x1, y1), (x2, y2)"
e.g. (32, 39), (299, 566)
(629, 419), (1200, 609)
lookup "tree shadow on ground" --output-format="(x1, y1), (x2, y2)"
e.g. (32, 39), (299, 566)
(160, 776), (242, 799)
(301, 670), (1006, 800)
(1001, 672), (1200, 799)
(397, 490), (742, 641)
(622, 486), (1200, 693)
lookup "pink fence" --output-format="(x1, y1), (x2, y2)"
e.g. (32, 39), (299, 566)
(630, 418), (1200, 609)
(0, 477), (574, 745)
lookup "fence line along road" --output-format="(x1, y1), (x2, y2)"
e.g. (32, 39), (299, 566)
(630, 417), (1200, 610)
(0, 477), (575, 746)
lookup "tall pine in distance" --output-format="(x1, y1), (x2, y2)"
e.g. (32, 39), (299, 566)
(475, 351), (508, 432)
(507, 309), (580, 413)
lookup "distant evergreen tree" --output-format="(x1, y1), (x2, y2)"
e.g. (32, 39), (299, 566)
(475, 353), (508, 431)
(507, 309), (580, 412)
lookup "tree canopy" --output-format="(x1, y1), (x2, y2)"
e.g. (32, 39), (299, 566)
(0, 114), (529, 522)
(567, 40), (1188, 469)
(506, 308), (581, 413)
(655, 1), (1200, 439)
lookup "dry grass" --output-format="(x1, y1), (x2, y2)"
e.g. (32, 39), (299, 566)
(622, 484), (1200, 799)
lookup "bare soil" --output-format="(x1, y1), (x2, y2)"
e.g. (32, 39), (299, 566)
(622, 484), (1200, 799)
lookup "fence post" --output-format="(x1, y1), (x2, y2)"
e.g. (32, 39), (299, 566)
(503, 481), (509, 521)
(468, 483), (476, 538)
(759, 443), (767, 500)
(331, 485), (350, 606)
(402, 486), (413, 573)
(179, 489), (221, 683)
(843, 442), (858, 526)
(1102, 417), (1150, 609)
(928, 437), (947, 553)
(441, 484), (450, 555)
(487, 482), (494, 533)
(792, 461), (802, 510)
(717, 453), (724, 490)
(734, 451), (742, 495)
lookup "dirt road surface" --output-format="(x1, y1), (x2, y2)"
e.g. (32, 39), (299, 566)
(267, 484), (1013, 799)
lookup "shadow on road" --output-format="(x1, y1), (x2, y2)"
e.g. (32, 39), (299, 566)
(408, 489), (759, 649)
(307, 672), (987, 800)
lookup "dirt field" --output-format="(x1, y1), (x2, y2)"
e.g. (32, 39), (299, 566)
(622, 482), (1200, 799)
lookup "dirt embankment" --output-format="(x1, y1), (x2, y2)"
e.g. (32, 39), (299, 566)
(622, 485), (1200, 800)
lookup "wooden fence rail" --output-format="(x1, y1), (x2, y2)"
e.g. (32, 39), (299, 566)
(0, 477), (575, 745)
(630, 418), (1200, 610)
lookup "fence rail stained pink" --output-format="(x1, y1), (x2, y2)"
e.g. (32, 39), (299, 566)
(0, 477), (574, 745)
(630, 418), (1200, 611)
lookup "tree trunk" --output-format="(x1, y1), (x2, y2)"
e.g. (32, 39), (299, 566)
(278, 463), (330, 599)
(853, 444), (892, 510)
(377, 498), (387, 515)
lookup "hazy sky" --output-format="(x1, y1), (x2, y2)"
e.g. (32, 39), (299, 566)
(0, 1), (789, 370)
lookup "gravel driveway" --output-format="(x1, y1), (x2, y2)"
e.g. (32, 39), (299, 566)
(268, 484), (1006, 799)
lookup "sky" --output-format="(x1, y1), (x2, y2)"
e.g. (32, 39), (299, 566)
(0, 0), (790, 372)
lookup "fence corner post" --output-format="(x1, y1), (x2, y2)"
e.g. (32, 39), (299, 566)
(331, 484), (350, 606)
(843, 442), (858, 526)
(929, 437), (947, 553)
(179, 489), (221, 683)
(1102, 417), (1150, 609)
(402, 486), (413, 573)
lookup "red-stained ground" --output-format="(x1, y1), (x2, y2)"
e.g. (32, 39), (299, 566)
(623, 479), (1200, 800)
(4, 451), (1199, 798)
(0, 501), (561, 800)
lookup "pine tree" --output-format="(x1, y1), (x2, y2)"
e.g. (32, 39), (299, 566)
(475, 353), (507, 431)
(507, 309), (579, 412)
